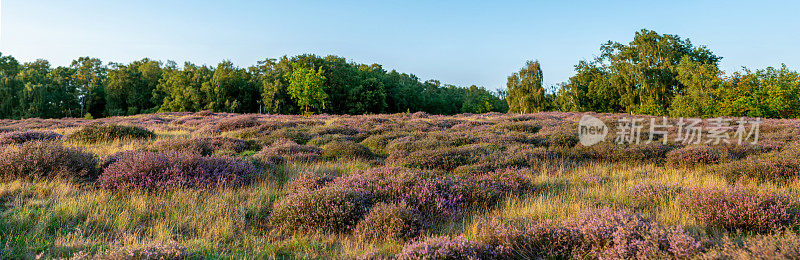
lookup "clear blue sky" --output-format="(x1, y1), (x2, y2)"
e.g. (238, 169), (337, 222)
(1, 0), (798, 91)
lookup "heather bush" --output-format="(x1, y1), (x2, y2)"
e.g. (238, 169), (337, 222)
(627, 183), (684, 209)
(542, 131), (578, 148)
(493, 121), (541, 133)
(152, 136), (257, 156)
(354, 202), (426, 242)
(269, 187), (373, 234)
(267, 127), (315, 144)
(681, 187), (799, 232)
(396, 236), (500, 260)
(701, 232), (800, 259)
(99, 151), (258, 190)
(68, 124), (156, 143)
(585, 142), (672, 163)
(322, 140), (375, 161)
(393, 143), (499, 171)
(311, 124), (359, 136)
(282, 172), (337, 194)
(710, 151), (800, 181)
(724, 141), (783, 159)
(475, 217), (580, 259)
(71, 241), (190, 260)
(194, 110), (213, 116)
(0, 141), (98, 181)
(564, 208), (702, 259)
(666, 145), (730, 167)
(216, 115), (259, 131)
(253, 139), (324, 165)
(0, 130), (63, 145)
(306, 134), (357, 146)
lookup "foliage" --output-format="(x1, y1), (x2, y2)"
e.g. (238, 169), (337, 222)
(681, 187), (799, 232)
(353, 202), (427, 242)
(0, 141), (98, 181)
(68, 124), (156, 143)
(269, 186), (373, 234)
(396, 236), (500, 260)
(507, 60), (547, 113)
(0, 130), (62, 145)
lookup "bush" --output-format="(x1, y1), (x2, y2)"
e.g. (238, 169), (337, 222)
(322, 141), (375, 161)
(0, 141), (98, 181)
(217, 115), (259, 131)
(269, 187), (373, 234)
(585, 142), (672, 163)
(0, 130), (63, 145)
(152, 136), (257, 156)
(627, 183), (684, 209)
(392, 144), (498, 171)
(666, 145), (730, 167)
(701, 231), (800, 259)
(253, 139), (324, 165)
(99, 151), (258, 190)
(354, 202), (426, 242)
(68, 124), (156, 143)
(543, 131), (578, 148)
(564, 208), (702, 259)
(71, 241), (189, 260)
(710, 151), (800, 181)
(494, 121), (541, 133)
(475, 217), (579, 259)
(282, 172), (337, 194)
(681, 187), (799, 232)
(396, 236), (500, 260)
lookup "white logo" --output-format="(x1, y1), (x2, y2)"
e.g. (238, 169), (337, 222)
(578, 115), (608, 146)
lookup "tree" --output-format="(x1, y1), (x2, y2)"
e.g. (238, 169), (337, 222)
(669, 56), (723, 117)
(507, 60), (546, 113)
(0, 53), (22, 118)
(70, 57), (107, 117)
(286, 62), (327, 114)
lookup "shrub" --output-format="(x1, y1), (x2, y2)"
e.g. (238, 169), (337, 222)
(0, 130), (63, 145)
(100, 151), (258, 190)
(681, 187), (799, 232)
(710, 151), (800, 181)
(494, 121), (542, 133)
(564, 208), (701, 259)
(322, 141), (375, 161)
(585, 142), (672, 163)
(267, 127), (314, 144)
(68, 124), (156, 143)
(283, 172), (336, 194)
(254, 139), (324, 165)
(354, 202), (426, 242)
(543, 131), (578, 148)
(217, 115), (259, 131)
(666, 145), (730, 167)
(393, 144), (498, 171)
(269, 187), (373, 234)
(475, 217), (579, 259)
(311, 124), (359, 136)
(701, 231), (800, 259)
(152, 137), (257, 156)
(194, 110), (213, 116)
(0, 141), (98, 181)
(71, 241), (189, 260)
(396, 236), (500, 260)
(627, 183), (684, 209)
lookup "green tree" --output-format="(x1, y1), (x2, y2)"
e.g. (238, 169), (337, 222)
(507, 60), (546, 113)
(286, 62), (327, 114)
(669, 56), (723, 117)
(70, 57), (107, 117)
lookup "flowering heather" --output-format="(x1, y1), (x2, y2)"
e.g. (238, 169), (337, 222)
(311, 124), (360, 136)
(541, 130), (579, 148)
(492, 121), (542, 133)
(681, 187), (799, 232)
(282, 172), (337, 194)
(701, 231), (800, 259)
(627, 183), (684, 209)
(71, 241), (189, 260)
(710, 151), (800, 181)
(724, 141), (783, 159)
(396, 236), (500, 260)
(666, 145), (730, 167)
(253, 139), (324, 165)
(99, 151), (258, 190)
(216, 114), (259, 131)
(269, 186), (373, 234)
(68, 124), (156, 143)
(391, 143), (500, 171)
(322, 140), (376, 161)
(564, 208), (702, 259)
(152, 136), (257, 156)
(0, 141), (98, 181)
(354, 202), (427, 242)
(267, 127), (315, 144)
(0, 130), (63, 145)
(475, 217), (580, 259)
(584, 142), (673, 163)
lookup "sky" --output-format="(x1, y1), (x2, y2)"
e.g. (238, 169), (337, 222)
(1, 0), (799, 91)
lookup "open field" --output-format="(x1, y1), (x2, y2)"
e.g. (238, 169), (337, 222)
(1, 111), (799, 259)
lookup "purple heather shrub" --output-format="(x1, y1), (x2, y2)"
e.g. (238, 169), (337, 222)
(701, 231), (800, 259)
(282, 172), (337, 194)
(627, 183), (684, 209)
(311, 124), (359, 136)
(354, 202), (427, 242)
(0, 130), (63, 145)
(475, 217), (580, 259)
(409, 111), (429, 119)
(306, 134), (358, 147)
(666, 145), (730, 167)
(585, 142), (672, 163)
(71, 241), (189, 260)
(152, 136), (256, 156)
(710, 151), (800, 181)
(194, 110), (213, 116)
(269, 186), (373, 234)
(493, 121), (542, 133)
(0, 141), (98, 181)
(253, 139), (324, 165)
(68, 124), (156, 143)
(396, 236), (501, 260)
(267, 127), (315, 144)
(724, 141), (783, 159)
(216, 114), (259, 131)
(563, 208), (702, 259)
(391, 143), (499, 171)
(321, 140), (376, 161)
(681, 187), (799, 232)
(99, 151), (258, 190)
(542, 131), (579, 148)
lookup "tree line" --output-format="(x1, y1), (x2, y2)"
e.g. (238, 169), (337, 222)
(0, 54), (508, 119)
(507, 29), (800, 118)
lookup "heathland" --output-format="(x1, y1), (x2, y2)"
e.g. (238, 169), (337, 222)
(1, 111), (798, 259)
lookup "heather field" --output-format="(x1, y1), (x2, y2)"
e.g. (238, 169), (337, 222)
(1, 111), (799, 259)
